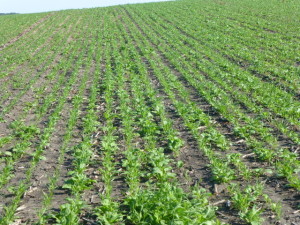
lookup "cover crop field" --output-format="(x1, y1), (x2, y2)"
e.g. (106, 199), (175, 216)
(0, 0), (299, 224)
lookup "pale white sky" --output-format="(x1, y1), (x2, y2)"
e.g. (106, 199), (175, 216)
(1, 0), (172, 14)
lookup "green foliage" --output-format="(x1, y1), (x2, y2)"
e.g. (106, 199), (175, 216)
(94, 199), (123, 225)
(240, 206), (264, 225)
(0, 136), (13, 148)
(10, 121), (40, 140)
(126, 183), (218, 225)
(210, 157), (236, 183)
(50, 198), (84, 225)
(1, 0), (299, 223)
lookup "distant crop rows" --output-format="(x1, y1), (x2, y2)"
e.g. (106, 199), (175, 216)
(0, 13), (48, 49)
(0, 0), (299, 224)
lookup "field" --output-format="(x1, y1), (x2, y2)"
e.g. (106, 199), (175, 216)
(0, 0), (300, 224)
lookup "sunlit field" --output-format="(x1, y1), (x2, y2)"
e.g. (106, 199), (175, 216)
(0, 0), (299, 224)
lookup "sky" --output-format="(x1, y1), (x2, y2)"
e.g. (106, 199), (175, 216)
(1, 0), (172, 14)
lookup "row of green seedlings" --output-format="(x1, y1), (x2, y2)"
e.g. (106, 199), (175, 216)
(141, 2), (296, 213)
(86, 11), (125, 223)
(183, 25), (297, 96)
(108, 30), (218, 223)
(3, 13), (79, 142)
(140, 7), (300, 148)
(0, 37), (67, 116)
(153, 7), (300, 128)
(0, 33), (89, 224)
(166, 14), (300, 189)
(0, 14), (77, 150)
(0, 13), (48, 65)
(127, 7), (300, 190)
(41, 13), (106, 224)
(0, 59), (84, 222)
(140, 33), (279, 225)
(78, 14), (222, 224)
(0, 13), (57, 91)
(185, 0), (300, 47)
(0, 13), (48, 48)
(164, 10), (300, 109)
(94, 38), (125, 224)
(137, 4), (300, 144)
(116, 17), (219, 224)
(205, 0), (300, 50)
(48, 11), (134, 224)
(0, 12), (63, 76)
(121, 9), (282, 224)
(215, 0), (299, 33)
(0, 20), (86, 192)
(124, 49), (219, 224)
(0, 14), (75, 116)
(160, 3), (300, 92)
(143, 8), (300, 145)
(39, 57), (94, 224)
(92, 17), (141, 223)
(0, 51), (79, 190)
